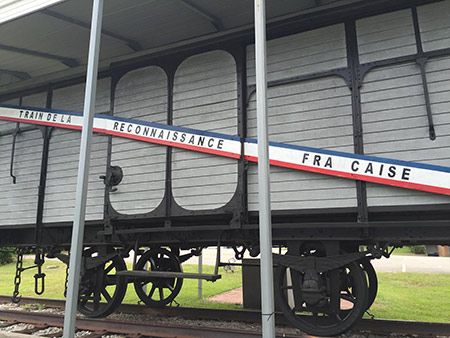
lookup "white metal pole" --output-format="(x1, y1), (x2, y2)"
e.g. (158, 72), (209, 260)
(254, 0), (275, 337)
(62, 0), (104, 337)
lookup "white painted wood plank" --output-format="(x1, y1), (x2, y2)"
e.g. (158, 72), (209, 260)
(247, 24), (347, 85)
(418, 0), (450, 52)
(110, 66), (167, 215)
(172, 50), (238, 211)
(361, 61), (450, 206)
(356, 9), (416, 63)
(247, 76), (356, 211)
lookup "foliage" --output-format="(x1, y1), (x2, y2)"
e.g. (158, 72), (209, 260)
(0, 249), (14, 266)
(23, 303), (46, 311)
(391, 245), (426, 255)
(409, 245), (426, 255)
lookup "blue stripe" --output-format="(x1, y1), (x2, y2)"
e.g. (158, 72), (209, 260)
(4, 104), (450, 174)
(245, 138), (450, 174)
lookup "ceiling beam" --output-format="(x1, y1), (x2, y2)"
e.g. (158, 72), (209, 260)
(0, 43), (78, 67)
(0, 69), (31, 80)
(41, 9), (143, 52)
(180, 0), (224, 32)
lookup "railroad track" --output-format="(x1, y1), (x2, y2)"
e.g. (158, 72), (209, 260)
(0, 308), (314, 338)
(1, 296), (449, 337)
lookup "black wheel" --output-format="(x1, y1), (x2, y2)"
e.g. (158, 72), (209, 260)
(340, 258), (378, 315)
(276, 259), (368, 336)
(77, 247), (127, 318)
(360, 258), (378, 310)
(133, 248), (183, 307)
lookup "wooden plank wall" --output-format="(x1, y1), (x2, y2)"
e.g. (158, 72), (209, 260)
(172, 50), (238, 210)
(0, 93), (46, 226)
(246, 24), (357, 211)
(356, 9), (417, 64)
(0, 98), (19, 133)
(359, 3), (450, 206)
(247, 24), (347, 85)
(110, 66), (167, 215)
(418, 1), (450, 52)
(44, 79), (109, 223)
(2, 1), (450, 226)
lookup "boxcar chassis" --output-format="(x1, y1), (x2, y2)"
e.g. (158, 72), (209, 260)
(1, 0), (450, 336)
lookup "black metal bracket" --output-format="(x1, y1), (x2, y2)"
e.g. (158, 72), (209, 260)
(345, 20), (369, 226)
(412, 6), (436, 141)
(10, 123), (19, 184)
(99, 165), (123, 192)
(415, 55), (436, 140)
(273, 251), (367, 273)
(246, 68), (351, 107)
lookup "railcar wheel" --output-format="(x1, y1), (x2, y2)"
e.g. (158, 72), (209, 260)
(134, 248), (183, 307)
(276, 259), (368, 336)
(341, 258), (377, 312)
(77, 247), (127, 318)
(361, 258), (377, 310)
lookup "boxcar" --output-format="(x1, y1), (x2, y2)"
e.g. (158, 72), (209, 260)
(0, 0), (450, 336)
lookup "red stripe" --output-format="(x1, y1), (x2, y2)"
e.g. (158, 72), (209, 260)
(0, 117), (240, 159)
(0, 116), (82, 130)
(98, 129), (241, 159)
(245, 155), (450, 196)
(4, 115), (450, 195)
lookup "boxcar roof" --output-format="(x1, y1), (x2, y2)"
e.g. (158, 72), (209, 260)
(0, 0), (436, 97)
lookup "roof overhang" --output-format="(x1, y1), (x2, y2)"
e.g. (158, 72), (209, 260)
(0, 0), (440, 98)
(0, 0), (67, 24)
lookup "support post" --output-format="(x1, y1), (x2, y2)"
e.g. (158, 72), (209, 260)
(254, 1), (275, 337)
(62, 0), (104, 337)
(198, 253), (203, 299)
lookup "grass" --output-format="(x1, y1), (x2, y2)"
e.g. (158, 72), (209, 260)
(122, 264), (243, 309)
(0, 259), (67, 300)
(0, 259), (449, 322)
(391, 245), (426, 256)
(367, 272), (450, 323)
(0, 259), (242, 309)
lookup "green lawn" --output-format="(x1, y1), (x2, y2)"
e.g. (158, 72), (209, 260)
(390, 245), (426, 255)
(0, 259), (242, 309)
(0, 259), (449, 322)
(367, 272), (450, 322)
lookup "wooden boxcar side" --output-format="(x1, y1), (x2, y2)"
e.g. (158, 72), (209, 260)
(0, 0), (450, 234)
(1, 1), (450, 336)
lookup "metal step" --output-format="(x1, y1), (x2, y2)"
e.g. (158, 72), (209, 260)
(116, 270), (221, 282)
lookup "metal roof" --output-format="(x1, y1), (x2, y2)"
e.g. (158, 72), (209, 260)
(0, 0), (373, 96)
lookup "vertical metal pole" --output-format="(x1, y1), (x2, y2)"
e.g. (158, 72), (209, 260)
(198, 253), (203, 299)
(254, 1), (275, 337)
(62, 0), (104, 337)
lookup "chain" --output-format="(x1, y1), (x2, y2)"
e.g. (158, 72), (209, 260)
(33, 249), (46, 295)
(12, 249), (23, 303)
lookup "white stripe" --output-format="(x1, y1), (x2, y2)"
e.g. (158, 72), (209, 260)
(1, 105), (450, 195)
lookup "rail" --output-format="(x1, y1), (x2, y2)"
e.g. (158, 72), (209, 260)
(1, 296), (449, 336)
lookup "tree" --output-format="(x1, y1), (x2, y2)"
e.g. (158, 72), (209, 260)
(0, 249), (14, 266)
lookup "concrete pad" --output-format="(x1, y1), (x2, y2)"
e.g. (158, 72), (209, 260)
(371, 255), (450, 274)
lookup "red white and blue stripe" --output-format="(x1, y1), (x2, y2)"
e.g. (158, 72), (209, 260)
(1, 104), (450, 196)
